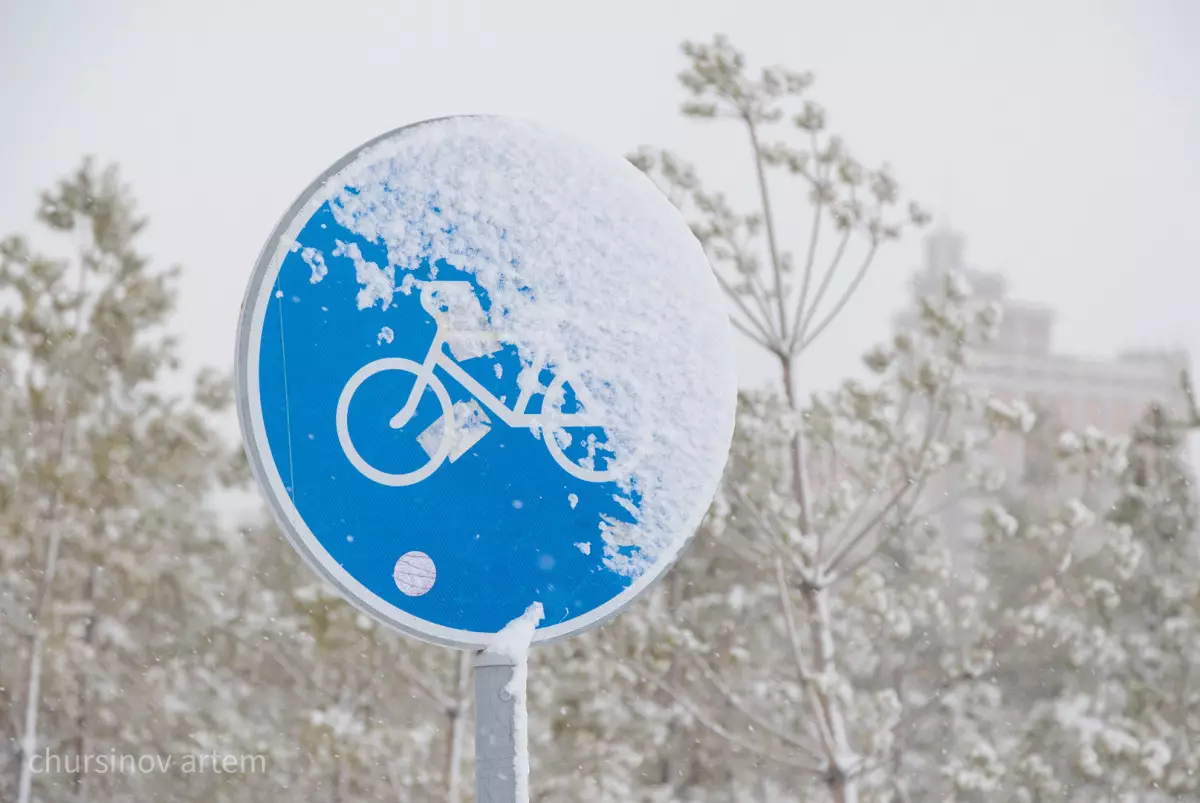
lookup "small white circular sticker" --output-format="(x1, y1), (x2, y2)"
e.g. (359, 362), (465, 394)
(393, 551), (437, 596)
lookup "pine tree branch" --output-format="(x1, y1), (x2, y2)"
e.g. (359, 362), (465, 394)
(822, 478), (916, 576)
(705, 229), (781, 346)
(797, 239), (880, 353)
(710, 521), (774, 566)
(824, 395), (948, 577)
(790, 131), (824, 338)
(1178, 369), (1200, 427)
(741, 255), (782, 340)
(746, 117), (789, 342)
(892, 669), (999, 735)
(615, 647), (824, 773)
(730, 484), (809, 578)
(791, 228), (852, 354)
(711, 267), (779, 350)
(827, 473), (931, 586)
(774, 557), (840, 760)
(728, 316), (772, 351)
(688, 651), (825, 760)
(394, 657), (454, 712)
(730, 484), (785, 547)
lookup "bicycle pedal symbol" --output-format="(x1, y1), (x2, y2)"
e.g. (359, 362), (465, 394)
(336, 281), (629, 487)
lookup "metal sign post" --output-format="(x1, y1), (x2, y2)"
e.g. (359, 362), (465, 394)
(474, 650), (519, 803)
(235, 115), (736, 797)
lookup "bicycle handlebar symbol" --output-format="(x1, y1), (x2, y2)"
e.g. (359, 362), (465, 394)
(335, 281), (627, 487)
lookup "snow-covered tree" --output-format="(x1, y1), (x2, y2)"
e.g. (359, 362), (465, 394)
(0, 159), (242, 802)
(528, 35), (1200, 803)
(979, 393), (1200, 802)
(0, 161), (470, 803)
(621, 34), (942, 803)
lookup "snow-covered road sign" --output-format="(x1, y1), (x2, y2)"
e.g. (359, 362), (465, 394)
(235, 116), (736, 649)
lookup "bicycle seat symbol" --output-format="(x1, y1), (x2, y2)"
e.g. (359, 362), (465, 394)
(335, 281), (627, 487)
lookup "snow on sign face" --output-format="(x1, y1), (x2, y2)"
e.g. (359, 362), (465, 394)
(235, 116), (736, 649)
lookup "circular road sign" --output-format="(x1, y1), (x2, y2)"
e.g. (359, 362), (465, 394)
(235, 116), (736, 649)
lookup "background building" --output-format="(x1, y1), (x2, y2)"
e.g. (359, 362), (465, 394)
(903, 227), (1192, 547)
(914, 228), (1190, 439)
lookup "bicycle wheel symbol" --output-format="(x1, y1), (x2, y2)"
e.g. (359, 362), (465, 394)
(541, 374), (626, 484)
(335, 358), (455, 487)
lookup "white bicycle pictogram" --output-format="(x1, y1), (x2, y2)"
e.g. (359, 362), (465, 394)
(336, 281), (624, 487)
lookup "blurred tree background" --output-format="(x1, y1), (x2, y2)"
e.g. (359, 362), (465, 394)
(3, 36), (1199, 803)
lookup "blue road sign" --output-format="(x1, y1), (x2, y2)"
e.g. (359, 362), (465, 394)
(236, 116), (736, 648)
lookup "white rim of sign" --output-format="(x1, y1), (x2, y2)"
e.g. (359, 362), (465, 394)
(234, 115), (723, 650)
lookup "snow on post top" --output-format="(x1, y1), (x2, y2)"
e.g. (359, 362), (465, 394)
(483, 602), (544, 803)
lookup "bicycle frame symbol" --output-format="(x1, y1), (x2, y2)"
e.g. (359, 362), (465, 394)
(335, 281), (625, 487)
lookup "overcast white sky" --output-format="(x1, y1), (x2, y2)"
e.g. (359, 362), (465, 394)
(2, 0), (1197, 396)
